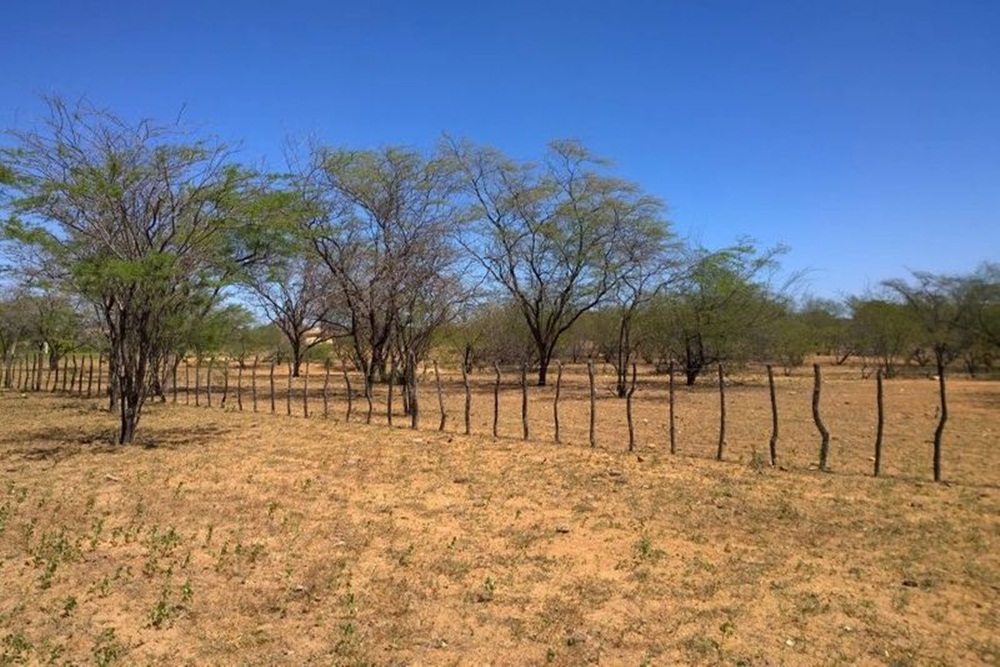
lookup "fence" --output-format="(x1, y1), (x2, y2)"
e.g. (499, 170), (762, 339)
(3, 352), (958, 483)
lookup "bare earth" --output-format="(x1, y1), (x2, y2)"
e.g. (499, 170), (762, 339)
(1, 362), (998, 665)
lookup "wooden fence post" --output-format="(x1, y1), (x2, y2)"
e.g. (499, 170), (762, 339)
(76, 355), (84, 393)
(194, 357), (202, 407)
(88, 355), (96, 398)
(668, 362), (676, 454)
(207, 357), (214, 408)
(221, 361), (229, 407)
(302, 360), (310, 418)
(874, 369), (884, 477)
(323, 359), (331, 419)
(716, 364), (726, 461)
(387, 358), (396, 426)
(61, 355), (69, 392)
(408, 352), (419, 430)
(269, 361), (276, 415)
(365, 373), (373, 424)
(588, 361), (596, 448)
(767, 364), (779, 466)
(434, 360), (446, 431)
(933, 360), (947, 483)
(236, 358), (244, 411)
(251, 356), (258, 413)
(341, 359), (353, 422)
(492, 362), (501, 438)
(553, 361), (563, 444)
(461, 362), (471, 436)
(520, 362), (529, 440)
(626, 363), (637, 452)
(813, 363), (831, 471)
(96, 354), (103, 399)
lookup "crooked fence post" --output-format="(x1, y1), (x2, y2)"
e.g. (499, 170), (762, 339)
(520, 362), (529, 440)
(461, 362), (471, 436)
(434, 360), (446, 431)
(207, 357), (214, 408)
(387, 358), (396, 426)
(874, 369), (884, 477)
(341, 359), (353, 422)
(303, 360), (310, 418)
(767, 364), (779, 466)
(716, 364), (726, 461)
(626, 363), (637, 452)
(269, 361), (276, 415)
(408, 352), (419, 430)
(323, 359), (331, 420)
(813, 363), (831, 471)
(553, 361), (563, 444)
(236, 358), (244, 411)
(668, 362), (676, 454)
(588, 361), (596, 448)
(492, 362), (501, 438)
(251, 356), (259, 413)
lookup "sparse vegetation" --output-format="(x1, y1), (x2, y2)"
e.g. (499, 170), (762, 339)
(0, 366), (996, 663)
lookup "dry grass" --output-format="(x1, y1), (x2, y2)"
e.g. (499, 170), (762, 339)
(1, 362), (998, 665)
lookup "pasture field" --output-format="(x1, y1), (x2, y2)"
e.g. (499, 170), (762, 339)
(1, 363), (998, 665)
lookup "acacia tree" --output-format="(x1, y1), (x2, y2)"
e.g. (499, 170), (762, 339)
(0, 98), (276, 443)
(847, 298), (921, 377)
(642, 241), (790, 385)
(447, 138), (666, 385)
(608, 219), (678, 396)
(241, 253), (331, 376)
(301, 146), (465, 390)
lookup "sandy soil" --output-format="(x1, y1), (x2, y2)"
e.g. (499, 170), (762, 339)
(1, 362), (997, 665)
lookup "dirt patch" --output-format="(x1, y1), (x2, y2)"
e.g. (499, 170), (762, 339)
(1, 363), (998, 665)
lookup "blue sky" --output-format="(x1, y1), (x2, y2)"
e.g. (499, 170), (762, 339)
(3, 0), (997, 299)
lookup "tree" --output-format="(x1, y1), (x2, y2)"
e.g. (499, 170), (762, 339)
(797, 297), (854, 363)
(641, 241), (791, 385)
(447, 138), (667, 385)
(607, 221), (678, 396)
(241, 253), (331, 376)
(301, 145), (466, 393)
(1, 98), (277, 443)
(0, 290), (30, 387)
(847, 298), (921, 377)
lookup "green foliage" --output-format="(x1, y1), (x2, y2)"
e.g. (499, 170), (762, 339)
(848, 298), (920, 376)
(639, 240), (791, 384)
(1, 97), (285, 443)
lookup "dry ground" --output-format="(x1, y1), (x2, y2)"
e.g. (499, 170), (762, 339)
(1, 363), (998, 665)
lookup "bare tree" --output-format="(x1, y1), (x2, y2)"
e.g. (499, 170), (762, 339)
(242, 254), (332, 376)
(300, 146), (465, 390)
(446, 138), (666, 385)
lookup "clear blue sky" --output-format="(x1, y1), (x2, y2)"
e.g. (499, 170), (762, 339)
(3, 0), (997, 299)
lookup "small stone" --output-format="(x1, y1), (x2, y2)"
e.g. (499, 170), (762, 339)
(902, 579), (919, 588)
(786, 639), (794, 647)
(555, 524), (571, 534)
(608, 469), (624, 477)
